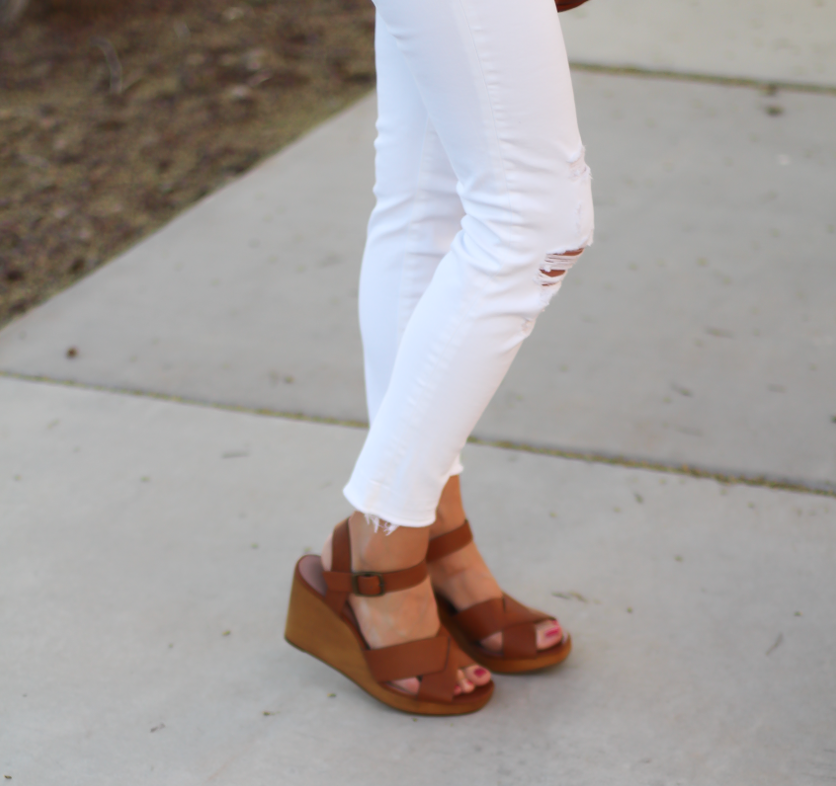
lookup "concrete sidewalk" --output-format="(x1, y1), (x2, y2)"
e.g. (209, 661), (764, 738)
(2, 0), (835, 782)
(2, 376), (834, 785)
(2, 74), (834, 488)
(560, 0), (836, 88)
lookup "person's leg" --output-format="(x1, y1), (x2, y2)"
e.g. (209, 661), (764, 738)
(330, 0), (591, 692)
(356, 6), (585, 659)
(321, 512), (489, 695)
(360, 12), (464, 427)
(428, 474), (565, 653)
(427, 249), (584, 656)
(343, 0), (593, 526)
(319, 16), (488, 697)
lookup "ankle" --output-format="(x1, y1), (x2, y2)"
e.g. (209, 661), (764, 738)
(348, 511), (429, 573)
(430, 542), (494, 582)
(429, 476), (467, 538)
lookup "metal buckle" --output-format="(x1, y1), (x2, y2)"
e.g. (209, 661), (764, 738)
(351, 571), (386, 596)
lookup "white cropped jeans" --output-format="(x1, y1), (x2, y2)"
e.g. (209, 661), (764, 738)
(342, 0), (594, 526)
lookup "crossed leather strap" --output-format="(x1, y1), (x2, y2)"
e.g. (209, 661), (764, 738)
(428, 520), (553, 659)
(321, 519), (471, 702)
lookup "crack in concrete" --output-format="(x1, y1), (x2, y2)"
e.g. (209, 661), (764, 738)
(569, 62), (836, 96)
(2, 369), (834, 499)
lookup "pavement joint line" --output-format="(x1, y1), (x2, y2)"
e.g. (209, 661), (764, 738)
(569, 61), (836, 96)
(4, 369), (835, 499)
(466, 437), (836, 499)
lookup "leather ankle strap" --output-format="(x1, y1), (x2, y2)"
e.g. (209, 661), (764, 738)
(323, 561), (428, 597)
(426, 520), (473, 562)
(322, 519), (428, 613)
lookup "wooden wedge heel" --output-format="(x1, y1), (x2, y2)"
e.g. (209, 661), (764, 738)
(427, 520), (572, 674)
(285, 519), (494, 716)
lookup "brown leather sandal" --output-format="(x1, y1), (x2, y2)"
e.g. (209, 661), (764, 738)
(285, 519), (494, 715)
(427, 520), (572, 674)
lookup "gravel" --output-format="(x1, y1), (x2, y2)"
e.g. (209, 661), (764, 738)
(0, 0), (375, 327)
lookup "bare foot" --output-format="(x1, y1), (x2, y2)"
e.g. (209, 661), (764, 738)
(321, 512), (492, 696)
(428, 476), (564, 653)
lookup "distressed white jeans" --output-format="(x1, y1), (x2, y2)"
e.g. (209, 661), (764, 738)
(342, 0), (594, 526)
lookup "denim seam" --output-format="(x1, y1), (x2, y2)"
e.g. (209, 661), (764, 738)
(453, 0), (520, 261)
(396, 115), (434, 346)
(366, 0), (507, 501)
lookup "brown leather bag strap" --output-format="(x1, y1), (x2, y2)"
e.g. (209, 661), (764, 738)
(556, 0), (590, 11)
(426, 520), (473, 562)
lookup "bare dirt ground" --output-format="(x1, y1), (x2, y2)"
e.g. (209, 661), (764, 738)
(0, 0), (375, 328)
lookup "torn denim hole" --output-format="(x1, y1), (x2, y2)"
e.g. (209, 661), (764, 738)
(533, 248), (585, 311)
(537, 249), (583, 286)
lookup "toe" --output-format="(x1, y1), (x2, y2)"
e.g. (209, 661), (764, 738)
(464, 663), (491, 686)
(455, 668), (475, 694)
(535, 619), (563, 650)
(390, 677), (420, 695)
(392, 669), (480, 698)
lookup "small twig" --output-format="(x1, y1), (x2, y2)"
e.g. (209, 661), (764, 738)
(551, 591), (589, 602)
(91, 37), (123, 95)
(765, 633), (783, 656)
(120, 73), (144, 94)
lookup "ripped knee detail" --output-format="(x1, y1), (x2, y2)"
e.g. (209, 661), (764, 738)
(520, 248), (586, 337)
(536, 247), (585, 290)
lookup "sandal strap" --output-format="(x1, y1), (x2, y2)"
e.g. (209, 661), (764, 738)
(454, 594), (551, 659)
(324, 564), (428, 596)
(429, 523), (558, 660)
(426, 520), (473, 562)
(502, 621), (539, 660)
(418, 630), (469, 703)
(365, 627), (467, 703)
(364, 632), (450, 684)
(322, 519), (428, 613)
